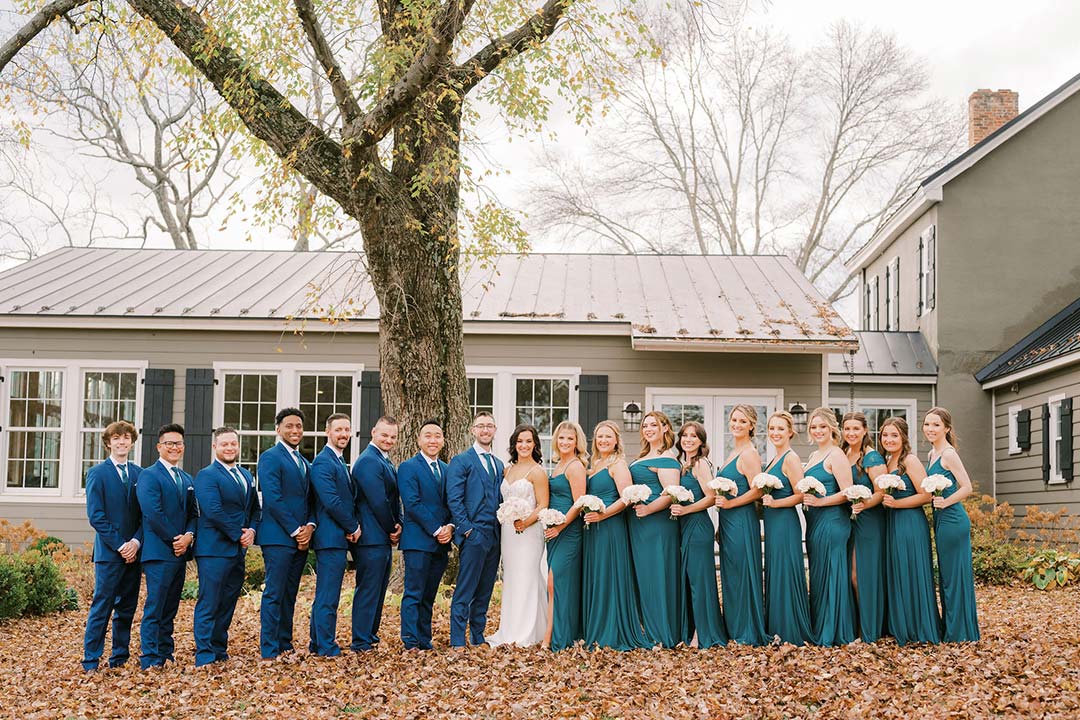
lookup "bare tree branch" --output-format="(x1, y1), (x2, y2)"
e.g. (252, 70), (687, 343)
(293, 0), (362, 123)
(0, 0), (91, 72)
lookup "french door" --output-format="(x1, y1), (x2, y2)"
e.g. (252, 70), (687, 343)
(648, 388), (784, 465)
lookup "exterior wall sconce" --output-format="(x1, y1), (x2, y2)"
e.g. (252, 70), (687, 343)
(789, 402), (808, 434)
(623, 401), (642, 431)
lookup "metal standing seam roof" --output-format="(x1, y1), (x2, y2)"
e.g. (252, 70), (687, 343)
(975, 297), (1080, 383)
(0, 248), (857, 348)
(828, 331), (937, 378)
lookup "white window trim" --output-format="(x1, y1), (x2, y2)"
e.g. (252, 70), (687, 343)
(829, 396), (918, 448)
(886, 257), (900, 331)
(646, 386), (785, 461)
(0, 359), (147, 502)
(1049, 393), (1066, 485)
(1008, 404), (1022, 455)
(918, 233), (932, 318)
(869, 276), (880, 331)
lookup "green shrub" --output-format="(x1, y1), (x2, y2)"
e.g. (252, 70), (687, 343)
(302, 550), (316, 576)
(181, 579), (199, 601)
(1022, 549), (1080, 590)
(244, 547), (265, 591)
(19, 550), (67, 616)
(965, 494), (1025, 585)
(61, 587), (80, 612)
(0, 556), (28, 620)
(27, 536), (66, 557)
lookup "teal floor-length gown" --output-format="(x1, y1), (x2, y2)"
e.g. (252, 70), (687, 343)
(715, 456), (767, 646)
(851, 449), (888, 642)
(804, 459), (856, 646)
(762, 451), (814, 646)
(627, 457), (684, 647)
(885, 472), (942, 645)
(678, 467), (728, 648)
(581, 467), (651, 650)
(547, 470), (583, 651)
(929, 456), (979, 642)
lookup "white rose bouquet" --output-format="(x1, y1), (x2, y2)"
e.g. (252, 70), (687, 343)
(620, 484), (652, 506)
(752, 473), (783, 496)
(796, 478), (827, 497)
(708, 477), (738, 497)
(662, 485), (695, 519)
(842, 485), (872, 519)
(496, 497), (533, 534)
(876, 474), (905, 496)
(921, 474), (953, 496)
(536, 508), (567, 540)
(573, 494), (606, 528)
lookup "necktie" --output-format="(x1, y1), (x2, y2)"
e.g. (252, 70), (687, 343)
(483, 453), (497, 482)
(292, 450), (304, 471)
(170, 466), (184, 505)
(430, 460), (441, 481)
(117, 463), (128, 490)
(230, 467), (246, 493)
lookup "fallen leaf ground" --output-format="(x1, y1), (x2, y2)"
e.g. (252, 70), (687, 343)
(0, 582), (1077, 719)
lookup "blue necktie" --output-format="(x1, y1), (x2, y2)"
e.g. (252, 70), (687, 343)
(230, 466), (246, 494)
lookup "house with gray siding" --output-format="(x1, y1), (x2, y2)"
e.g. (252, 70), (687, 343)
(0, 248), (855, 544)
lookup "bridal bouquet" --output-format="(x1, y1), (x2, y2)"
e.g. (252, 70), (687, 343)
(921, 474), (953, 496)
(708, 477), (738, 497)
(662, 485), (694, 519)
(621, 484), (652, 506)
(573, 494), (606, 528)
(752, 473), (783, 496)
(536, 508), (567, 541)
(842, 485), (872, 519)
(796, 478), (827, 497)
(496, 497), (532, 533)
(876, 474), (905, 495)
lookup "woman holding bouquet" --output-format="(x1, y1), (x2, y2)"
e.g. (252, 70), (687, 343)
(923, 407), (979, 642)
(841, 411), (888, 642)
(543, 421), (589, 651)
(627, 410), (684, 647)
(713, 405), (767, 646)
(801, 407), (857, 646)
(670, 422), (727, 648)
(879, 417), (941, 645)
(581, 421), (651, 650)
(760, 411), (813, 646)
(488, 425), (549, 647)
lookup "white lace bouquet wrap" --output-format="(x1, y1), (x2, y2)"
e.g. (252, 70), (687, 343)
(842, 485), (872, 519)
(796, 478), (827, 497)
(536, 508), (567, 540)
(708, 477), (738, 497)
(496, 497), (532, 534)
(876, 474), (905, 496)
(921, 474), (953, 496)
(662, 485), (694, 519)
(620, 484), (652, 506)
(573, 494), (606, 528)
(752, 473), (783, 496)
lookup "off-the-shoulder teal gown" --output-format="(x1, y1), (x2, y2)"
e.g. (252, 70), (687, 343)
(627, 456), (684, 647)
(546, 470), (583, 651)
(762, 451), (813, 646)
(928, 455), (979, 642)
(678, 467), (727, 648)
(851, 449), (888, 642)
(885, 471), (941, 645)
(715, 456), (766, 646)
(804, 458), (856, 646)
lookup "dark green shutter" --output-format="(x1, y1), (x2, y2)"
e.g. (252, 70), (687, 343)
(184, 369), (215, 473)
(1061, 398), (1074, 482)
(1017, 408), (1031, 451)
(140, 369), (175, 465)
(916, 232), (924, 316)
(578, 375), (609, 448)
(884, 264), (892, 330)
(356, 370), (382, 453)
(1043, 403), (1051, 484)
(864, 277), (871, 330)
(927, 226), (937, 310)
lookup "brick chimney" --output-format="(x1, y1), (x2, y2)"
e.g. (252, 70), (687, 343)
(968, 89), (1019, 147)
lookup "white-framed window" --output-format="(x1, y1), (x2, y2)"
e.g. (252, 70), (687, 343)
(1008, 404), (1023, 456)
(1049, 393), (1066, 485)
(829, 398), (918, 449)
(646, 387), (784, 463)
(467, 376), (495, 418)
(0, 360), (146, 499)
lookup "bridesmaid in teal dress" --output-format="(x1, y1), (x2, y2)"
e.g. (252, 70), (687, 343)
(669, 421), (728, 649)
(801, 407), (857, 646)
(923, 407), (979, 642)
(841, 411), (889, 642)
(879, 416), (941, 645)
(760, 411), (814, 646)
(580, 420), (651, 650)
(543, 420), (589, 651)
(713, 404), (767, 646)
(627, 411), (684, 647)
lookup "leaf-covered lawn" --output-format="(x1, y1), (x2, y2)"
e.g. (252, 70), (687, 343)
(0, 582), (1077, 719)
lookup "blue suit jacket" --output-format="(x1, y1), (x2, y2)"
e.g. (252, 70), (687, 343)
(85, 460), (143, 564)
(397, 453), (451, 554)
(446, 447), (504, 545)
(310, 446), (360, 551)
(256, 442), (315, 548)
(136, 460), (197, 563)
(193, 461), (261, 558)
(352, 444), (401, 547)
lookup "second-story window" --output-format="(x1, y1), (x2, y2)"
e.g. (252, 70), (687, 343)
(886, 257), (900, 330)
(917, 225), (936, 317)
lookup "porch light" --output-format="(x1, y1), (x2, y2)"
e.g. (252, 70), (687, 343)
(622, 401), (642, 431)
(789, 402), (808, 434)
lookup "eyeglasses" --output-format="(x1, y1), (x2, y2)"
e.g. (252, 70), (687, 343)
(472, 423), (496, 431)
(160, 441), (185, 449)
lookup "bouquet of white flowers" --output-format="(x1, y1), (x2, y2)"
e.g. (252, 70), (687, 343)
(842, 485), (872, 519)
(708, 477), (738, 497)
(752, 473), (783, 495)
(876, 474), (905, 496)
(573, 494), (606, 528)
(621, 484), (652, 506)
(921, 474), (953, 496)
(663, 485), (695, 519)
(796, 478), (827, 497)
(536, 508), (567, 540)
(496, 497), (533, 533)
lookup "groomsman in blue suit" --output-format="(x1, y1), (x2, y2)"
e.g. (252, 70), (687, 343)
(446, 411), (504, 648)
(192, 427), (261, 666)
(82, 420), (143, 671)
(397, 419), (453, 650)
(136, 424), (196, 669)
(308, 413), (362, 656)
(351, 415), (402, 651)
(256, 408), (316, 659)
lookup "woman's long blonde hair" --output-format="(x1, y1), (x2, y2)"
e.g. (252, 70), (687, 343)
(551, 420), (589, 469)
(637, 410), (676, 458)
(590, 420), (625, 470)
(925, 406), (960, 449)
(807, 406), (842, 446)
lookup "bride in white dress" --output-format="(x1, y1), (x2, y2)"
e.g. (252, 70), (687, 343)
(488, 424), (550, 647)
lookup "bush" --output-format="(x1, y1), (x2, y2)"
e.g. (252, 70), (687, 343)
(181, 579), (199, 601)
(28, 536), (66, 557)
(19, 550), (67, 616)
(244, 547), (265, 591)
(0, 556), (28, 620)
(1022, 549), (1080, 590)
(965, 494), (1025, 585)
(61, 587), (80, 612)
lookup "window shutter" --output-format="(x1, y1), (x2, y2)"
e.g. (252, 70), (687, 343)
(183, 369), (215, 473)
(916, 233), (924, 317)
(356, 370), (383, 453)
(1043, 403), (1051, 484)
(927, 225), (937, 310)
(1017, 408), (1031, 451)
(892, 257), (900, 330)
(884, 264), (892, 331)
(577, 375), (609, 452)
(1061, 397), (1074, 482)
(140, 368), (175, 465)
(864, 280), (872, 330)
(872, 276), (880, 330)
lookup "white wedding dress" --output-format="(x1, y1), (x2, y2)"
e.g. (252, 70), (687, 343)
(487, 477), (548, 647)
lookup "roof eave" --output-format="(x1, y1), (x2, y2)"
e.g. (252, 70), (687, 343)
(632, 337), (858, 353)
(980, 350), (1080, 390)
(844, 186), (942, 274)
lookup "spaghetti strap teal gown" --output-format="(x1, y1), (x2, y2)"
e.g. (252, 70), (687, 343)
(885, 472), (941, 645)
(762, 451), (813, 646)
(627, 457), (684, 647)
(851, 449), (888, 642)
(546, 471), (583, 651)
(715, 457), (767, 646)
(678, 468), (727, 648)
(581, 468), (650, 650)
(804, 459), (856, 646)
(929, 456), (979, 642)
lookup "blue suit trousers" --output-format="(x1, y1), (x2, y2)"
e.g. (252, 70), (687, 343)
(260, 545), (308, 659)
(449, 528), (500, 647)
(140, 560), (186, 668)
(352, 545), (392, 651)
(82, 560), (141, 670)
(401, 549), (449, 650)
(308, 548), (348, 656)
(193, 555), (246, 666)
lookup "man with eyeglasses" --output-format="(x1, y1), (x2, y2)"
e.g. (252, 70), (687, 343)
(446, 411), (504, 648)
(136, 424), (196, 669)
